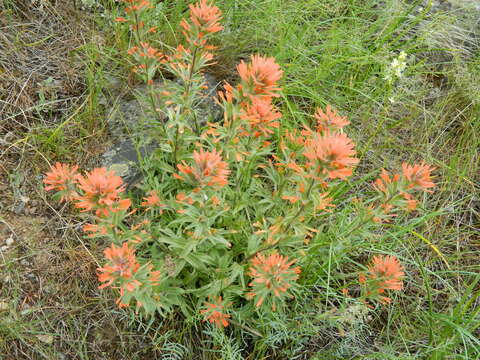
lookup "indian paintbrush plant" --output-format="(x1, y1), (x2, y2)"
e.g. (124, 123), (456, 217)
(43, 0), (436, 332)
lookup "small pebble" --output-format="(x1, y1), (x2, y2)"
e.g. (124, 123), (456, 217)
(5, 236), (14, 246)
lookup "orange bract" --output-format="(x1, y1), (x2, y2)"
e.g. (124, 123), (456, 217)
(182, 0), (223, 34)
(240, 97), (281, 137)
(399, 191), (418, 211)
(373, 169), (400, 194)
(303, 132), (359, 180)
(200, 296), (230, 328)
(402, 162), (436, 191)
(368, 255), (404, 291)
(247, 252), (301, 308)
(97, 242), (141, 291)
(82, 223), (111, 238)
(148, 267), (161, 286)
(237, 54), (283, 98)
(138, 42), (162, 59)
(124, 0), (151, 13)
(141, 190), (162, 208)
(314, 105), (350, 133)
(360, 255), (405, 304)
(177, 149), (230, 188)
(75, 168), (126, 216)
(180, 0), (223, 47)
(43, 162), (79, 201)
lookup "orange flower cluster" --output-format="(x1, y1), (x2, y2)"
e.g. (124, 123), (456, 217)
(359, 255), (405, 304)
(97, 242), (161, 309)
(372, 162), (435, 219)
(175, 149), (230, 188)
(115, 0), (153, 27)
(123, 0), (151, 14)
(218, 54), (284, 140)
(97, 242), (141, 292)
(75, 168), (131, 217)
(402, 162), (436, 192)
(277, 105), (358, 207)
(239, 97), (281, 138)
(303, 132), (359, 180)
(237, 55), (283, 99)
(141, 190), (164, 211)
(247, 252), (301, 309)
(180, 0), (223, 47)
(43, 162), (79, 202)
(129, 42), (163, 84)
(43, 163), (131, 217)
(128, 42), (162, 60)
(200, 296), (230, 328)
(314, 105), (350, 133)
(116, 0), (162, 84)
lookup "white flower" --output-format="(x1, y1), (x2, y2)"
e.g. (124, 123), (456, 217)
(384, 51), (408, 82)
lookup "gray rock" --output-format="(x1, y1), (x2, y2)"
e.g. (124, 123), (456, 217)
(101, 138), (157, 188)
(106, 94), (150, 139)
(197, 73), (224, 125)
(101, 74), (222, 186)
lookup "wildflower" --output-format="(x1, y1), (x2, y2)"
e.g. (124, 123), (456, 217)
(176, 149), (230, 188)
(240, 98), (281, 137)
(180, 0), (223, 47)
(217, 81), (235, 103)
(247, 252), (301, 309)
(43, 162), (79, 201)
(180, 0), (223, 35)
(401, 162), (436, 192)
(237, 54), (283, 98)
(314, 105), (350, 133)
(127, 46), (139, 55)
(400, 192), (417, 211)
(282, 195), (300, 203)
(75, 168), (126, 216)
(373, 169), (400, 194)
(97, 242), (141, 291)
(315, 192), (335, 212)
(200, 296), (230, 328)
(141, 190), (162, 208)
(303, 132), (359, 180)
(360, 255), (404, 304)
(148, 268), (161, 286)
(175, 192), (194, 205)
(286, 161), (304, 175)
(82, 223), (110, 238)
(124, 0), (150, 14)
(384, 51), (408, 82)
(138, 42), (162, 59)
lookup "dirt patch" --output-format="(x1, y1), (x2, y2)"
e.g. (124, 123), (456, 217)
(0, 1), (87, 128)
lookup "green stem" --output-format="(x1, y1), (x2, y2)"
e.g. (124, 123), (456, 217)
(244, 177), (316, 263)
(172, 124), (180, 165)
(183, 46), (200, 135)
(132, 13), (165, 135)
(283, 177), (315, 233)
